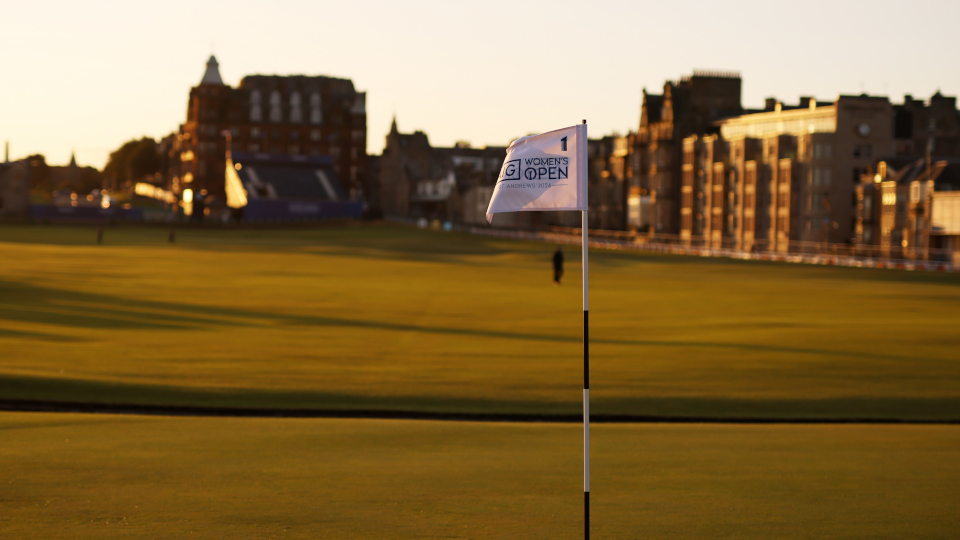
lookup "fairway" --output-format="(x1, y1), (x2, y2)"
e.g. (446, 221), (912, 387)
(1, 224), (959, 419)
(2, 413), (959, 539)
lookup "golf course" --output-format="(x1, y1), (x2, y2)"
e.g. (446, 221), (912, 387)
(1, 223), (959, 538)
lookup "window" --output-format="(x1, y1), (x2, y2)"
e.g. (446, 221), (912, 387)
(251, 127), (261, 138)
(853, 145), (861, 158)
(310, 129), (321, 141)
(814, 143), (832, 159)
(864, 144), (872, 158)
(269, 91), (282, 122)
(330, 146), (341, 158)
(289, 92), (302, 123)
(250, 105), (262, 122)
(310, 93), (322, 124)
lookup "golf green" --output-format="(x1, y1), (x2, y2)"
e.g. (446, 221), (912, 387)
(2, 413), (958, 539)
(0, 224), (958, 419)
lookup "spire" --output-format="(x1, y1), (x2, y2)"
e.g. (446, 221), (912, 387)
(69, 150), (77, 167)
(390, 115), (398, 134)
(200, 55), (224, 85)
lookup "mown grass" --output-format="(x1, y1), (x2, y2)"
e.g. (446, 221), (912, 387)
(1, 223), (959, 419)
(2, 413), (959, 539)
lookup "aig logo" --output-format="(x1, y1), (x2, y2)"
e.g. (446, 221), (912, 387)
(499, 159), (521, 181)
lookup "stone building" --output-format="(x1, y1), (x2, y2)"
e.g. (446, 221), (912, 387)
(893, 92), (960, 158)
(587, 135), (629, 230)
(851, 91), (960, 260)
(630, 71), (744, 233)
(379, 119), (508, 225)
(177, 56), (367, 204)
(857, 157), (960, 261)
(680, 95), (896, 249)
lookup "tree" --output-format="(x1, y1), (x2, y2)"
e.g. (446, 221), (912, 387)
(25, 154), (51, 193)
(103, 137), (161, 187)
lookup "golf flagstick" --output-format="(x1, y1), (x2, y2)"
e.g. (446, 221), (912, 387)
(582, 206), (590, 539)
(484, 118), (590, 539)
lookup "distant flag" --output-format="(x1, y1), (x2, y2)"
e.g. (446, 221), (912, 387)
(486, 123), (588, 223)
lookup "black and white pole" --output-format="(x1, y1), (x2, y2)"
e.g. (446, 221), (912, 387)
(581, 118), (590, 540)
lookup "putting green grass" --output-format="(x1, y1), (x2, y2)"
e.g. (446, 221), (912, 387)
(2, 413), (959, 539)
(0, 224), (959, 419)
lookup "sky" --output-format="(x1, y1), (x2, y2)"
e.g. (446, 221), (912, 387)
(2, 0), (959, 169)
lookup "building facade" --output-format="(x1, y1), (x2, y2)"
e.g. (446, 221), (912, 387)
(177, 56), (368, 204)
(630, 71), (744, 233)
(857, 157), (960, 261)
(679, 95), (896, 249)
(893, 92), (960, 157)
(379, 119), (508, 225)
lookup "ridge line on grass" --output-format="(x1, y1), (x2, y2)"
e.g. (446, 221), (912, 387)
(1, 400), (957, 424)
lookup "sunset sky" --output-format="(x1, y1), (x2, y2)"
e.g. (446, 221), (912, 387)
(3, 0), (958, 169)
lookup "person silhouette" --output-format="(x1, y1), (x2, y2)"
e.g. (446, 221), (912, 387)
(553, 245), (564, 285)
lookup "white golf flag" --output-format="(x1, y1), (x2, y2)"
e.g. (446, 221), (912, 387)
(486, 123), (588, 223)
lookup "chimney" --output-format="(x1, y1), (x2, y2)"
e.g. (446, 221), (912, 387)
(765, 97), (777, 111)
(799, 96), (813, 108)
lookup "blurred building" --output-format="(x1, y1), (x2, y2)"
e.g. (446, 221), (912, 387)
(177, 56), (368, 206)
(379, 118), (511, 226)
(893, 92), (960, 157)
(679, 94), (895, 249)
(587, 135), (629, 230)
(629, 71), (745, 233)
(0, 156), (30, 219)
(856, 157), (960, 261)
